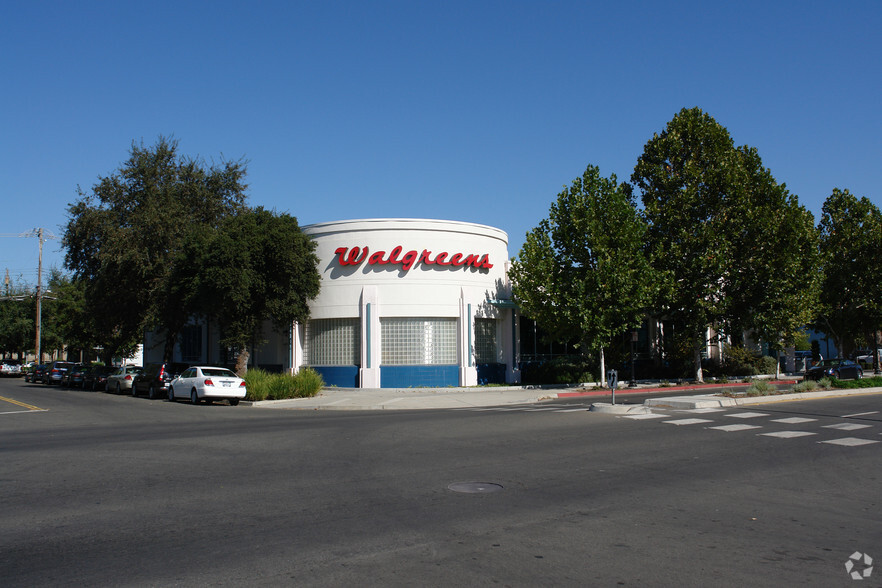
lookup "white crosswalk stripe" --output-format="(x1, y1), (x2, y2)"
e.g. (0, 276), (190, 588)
(614, 405), (879, 448)
(823, 423), (872, 431)
(710, 424), (762, 432)
(820, 437), (880, 447)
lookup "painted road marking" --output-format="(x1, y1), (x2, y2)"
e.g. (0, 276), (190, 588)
(663, 418), (713, 426)
(0, 395), (46, 412)
(823, 423), (873, 431)
(725, 412), (770, 419)
(819, 437), (880, 447)
(760, 431), (817, 439)
(841, 411), (879, 418)
(771, 417), (817, 424)
(710, 424), (762, 432)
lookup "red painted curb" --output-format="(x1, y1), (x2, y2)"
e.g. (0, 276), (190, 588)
(557, 380), (800, 398)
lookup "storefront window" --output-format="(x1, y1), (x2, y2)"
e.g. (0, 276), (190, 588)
(180, 325), (202, 362)
(306, 318), (360, 365)
(381, 317), (457, 365)
(475, 318), (498, 363)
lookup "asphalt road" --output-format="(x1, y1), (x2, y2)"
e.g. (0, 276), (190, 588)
(1, 378), (880, 587)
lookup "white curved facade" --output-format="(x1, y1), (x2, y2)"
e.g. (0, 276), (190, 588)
(295, 219), (519, 388)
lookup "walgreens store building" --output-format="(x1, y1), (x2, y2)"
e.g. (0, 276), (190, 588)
(295, 219), (519, 388)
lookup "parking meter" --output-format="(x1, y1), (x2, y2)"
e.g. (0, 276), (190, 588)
(607, 369), (618, 405)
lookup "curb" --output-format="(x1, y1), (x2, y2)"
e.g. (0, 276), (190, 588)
(590, 402), (651, 414)
(645, 387), (882, 410)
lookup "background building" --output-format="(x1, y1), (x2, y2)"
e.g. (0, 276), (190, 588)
(296, 219), (518, 388)
(144, 218), (520, 389)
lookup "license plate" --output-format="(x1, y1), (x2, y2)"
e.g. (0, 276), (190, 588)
(222, 381), (231, 387)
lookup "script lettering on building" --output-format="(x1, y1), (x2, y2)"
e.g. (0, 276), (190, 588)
(333, 246), (493, 272)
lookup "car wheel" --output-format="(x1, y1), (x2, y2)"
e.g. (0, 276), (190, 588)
(115, 383), (121, 395)
(131, 385), (138, 397)
(148, 385), (157, 400)
(191, 389), (200, 405)
(168, 387), (175, 402)
(229, 399), (239, 406)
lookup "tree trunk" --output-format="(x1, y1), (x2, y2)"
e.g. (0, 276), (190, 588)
(600, 348), (606, 387)
(235, 348), (250, 377)
(693, 332), (704, 383)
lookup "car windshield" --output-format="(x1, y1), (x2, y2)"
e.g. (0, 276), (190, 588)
(201, 368), (237, 378)
(820, 359), (843, 367)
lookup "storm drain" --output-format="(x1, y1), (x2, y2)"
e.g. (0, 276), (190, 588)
(448, 482), (504, 494)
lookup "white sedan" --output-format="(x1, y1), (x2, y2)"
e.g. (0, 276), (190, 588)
(168, 366), (247, 405)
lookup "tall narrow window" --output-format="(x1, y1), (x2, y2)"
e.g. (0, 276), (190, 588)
(180, 325), (202, 362)
(475, 318), (498, 363)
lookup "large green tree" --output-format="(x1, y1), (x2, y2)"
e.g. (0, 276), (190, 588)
(632, 107), (741, 381)
(723, 146), (821, 373)
(0, 279), (34, 358)
(633, 107), (820, 380)
(509, 165), (657, 384)
(63, 137), (248, 361)
(192, 207), (320, 374)
(817, 188), (882, 364)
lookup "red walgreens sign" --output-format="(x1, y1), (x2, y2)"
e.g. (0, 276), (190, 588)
(334, 246), (493, 272)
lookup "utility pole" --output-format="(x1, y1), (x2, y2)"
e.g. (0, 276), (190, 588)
(36, 228), (44, 363)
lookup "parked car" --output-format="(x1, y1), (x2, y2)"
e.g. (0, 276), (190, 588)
(168, 366), (246, 405)
(133, 362), (190, 399)
(854, 348), (882, 365)
(805, 358), (863, 381)
(106, 365), (143, 394)
(45, 361), (76, 385)
(1, 359), (23, 377)
(62, 364), (86, 387)
(82, 365), (116, 391)
(26, 364), (47, 383)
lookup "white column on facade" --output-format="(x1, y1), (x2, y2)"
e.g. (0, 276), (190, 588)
(360, 286), (381, 388)
(291, 322), (304, 375)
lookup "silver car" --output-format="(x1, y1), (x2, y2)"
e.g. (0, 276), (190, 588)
(106, 365), (143, 394)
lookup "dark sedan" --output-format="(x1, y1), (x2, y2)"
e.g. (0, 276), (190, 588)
(82, 365), (116, 391)
(25, 364), (46, 383)
(805, 358), (863, 381)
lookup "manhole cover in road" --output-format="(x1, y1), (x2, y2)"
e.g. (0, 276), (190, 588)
(448, 482), (504, 494)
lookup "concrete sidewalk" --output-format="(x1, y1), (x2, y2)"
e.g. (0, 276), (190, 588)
(244, 382), (882, 411)
(244, 385), (564, 411)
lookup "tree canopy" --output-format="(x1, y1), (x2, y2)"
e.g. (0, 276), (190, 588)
(817, 188), (882, 358)
(509, 165), (657, 382)
(192, 207), (320, 373)
(63, 137), (320, 371)
(631, 107), (821, 380)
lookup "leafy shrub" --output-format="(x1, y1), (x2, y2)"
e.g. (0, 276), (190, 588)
(720, 345), (758, 376)
(243, 368), (271, 401)
(520, 357), (597, 385)
(829, 375), (882, 389)
(790, 380), (819, 393)
(756, 355), (778, 375)
(745, 379), (774, 396)
(244, 367), (324, 401)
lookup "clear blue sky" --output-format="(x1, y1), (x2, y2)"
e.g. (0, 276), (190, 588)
(2, 1), (879, 288)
